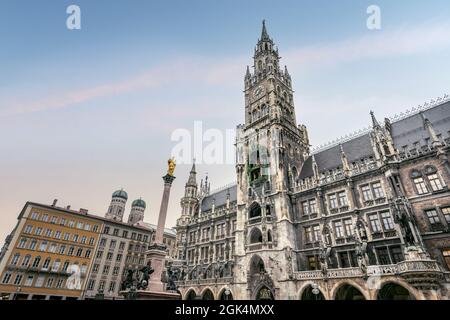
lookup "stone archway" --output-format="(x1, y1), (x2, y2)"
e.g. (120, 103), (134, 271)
(219, 288), (233, 300)
(300, 285), (325, 300)
(202, 288), (215, 300)
(185, 289), (197, 300)
(377, 282), (416, 300)
(334, 284), (366, 300)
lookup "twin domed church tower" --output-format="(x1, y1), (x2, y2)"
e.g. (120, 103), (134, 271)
(105, 189), (147, 225)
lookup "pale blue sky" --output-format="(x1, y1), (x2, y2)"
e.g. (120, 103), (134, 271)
(1, 0), (450, 243)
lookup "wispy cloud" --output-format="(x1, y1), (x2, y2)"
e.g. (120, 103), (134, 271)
(1, 20), (449, 117)
(285, 21), (450, 69)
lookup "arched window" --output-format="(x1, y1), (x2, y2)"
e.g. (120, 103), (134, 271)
(42, 257), (51, 270)
(22, 255), (31, 267)
(249, 228), (263, 244)
(249, 203), (262, 219)
(185, 289), (197, 300)
(202, 289), (214, 300)
(32, 256), (41, 268)
(52, 259), (61, 272)
(10, 253), (20, 265)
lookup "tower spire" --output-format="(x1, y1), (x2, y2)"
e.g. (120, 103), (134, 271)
(370, 110), (381, 128)
(261, 19), (269, 40)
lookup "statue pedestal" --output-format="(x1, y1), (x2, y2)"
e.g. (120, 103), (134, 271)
(146, 244), (167, 292)
(134, 290), (180, 300)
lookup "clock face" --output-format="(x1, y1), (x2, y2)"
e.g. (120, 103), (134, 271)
(253, 85), (265, 98)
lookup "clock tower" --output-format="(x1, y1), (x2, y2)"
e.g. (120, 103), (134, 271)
(234, 21), (310, 299)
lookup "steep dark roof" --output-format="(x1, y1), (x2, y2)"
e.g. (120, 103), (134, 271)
(201, 184), (237, 212)
(391, 101), (450, 149)
(299, 133), (374, 179)
(299, 100), (450, 180)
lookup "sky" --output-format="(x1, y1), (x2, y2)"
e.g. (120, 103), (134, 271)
(1, 0), (450, 244)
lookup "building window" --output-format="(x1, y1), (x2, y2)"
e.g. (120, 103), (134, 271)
(52, 260), (61, 272)
(109, 282), (116, 292)
(103, 226), (110, 234)
(338, 192), (348, 207)
(96, 251), (103, 259)
(92, 264), (99, 273)
(32, 256), (41, 268)
(35, 227), (42, 236)
(102, 265), (110, 275)
(307, 256), (317, 270)
(24, 275), (34, 287)
(304, 227), (312, 243)
(390, 246), (404, 263)
(56, 279), (65, 289)
(372, 182), (384, 199)
(81, 236), (87, 244)
(67, 246), (75, 255)
(110, 240), (116, 249)
(328, 194), (338, 209)
(39, 241), (48, 251)
(76, 222), (83, 229)
(62, 261), (70, 272)
(361, 185), (372, 201)
(113, 266), (120, 276)
(302, 201), (309, 215)
(334, 221), (344, 238)
(59, 245), (66, 255)
(10, 253), (20, 266)
(98, 281), (105, 291)
(89, 237), (95, 245)
(85, 249), (91, 258)
(380, 212), (395, 231)
(343, 219), (353, 237)
(116, 254), (122, 262)
(29, 240), (37, 250)
(42, 214), (49, 222)
(100, 238), (107, 246)
(376, 247), (391, 265)
(312, 225), (321, 242)
(55, 231), (62, 239)
(93, 225), (99, 232)
(45, 229), (52, 237)
(76, 248), (83, 257)
(1, 272), (12, 284)
(338, 252), (350, 268)
(87, 279), (95, 290)
(81, 264), (87, 274)
(64, 233), (70, 241)
(24, 225), (33, 234)
(113, 229), (119, 236)
(425, 209), (441, 227)
(17, 238), (27, 249)
(122, 230), (128, 238)
(31, 212), (39, 220)
(35, 275), (45, 287)
(46, 277), (54, 288)
(42, 257), (51, 270)
(442, 207), (450, 224)
(106, 252), (113, 261)
(413, 177), (428, 195)
(73, 234), (79, 242)
(368, 214), (382, 233)
(428, 173), (444, 191)
(119, 242), (125, 250)
(14, 274), (23, 285)
(22, 255), (31, 267)
(442, 249), (450, 270)
(60, 218), (66, 226)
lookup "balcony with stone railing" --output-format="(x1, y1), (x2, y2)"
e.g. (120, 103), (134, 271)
(176, 276), (234, 287)
(293, 259), (443, 282)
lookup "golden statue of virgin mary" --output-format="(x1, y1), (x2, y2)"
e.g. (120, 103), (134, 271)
(167, 157), (176, 176)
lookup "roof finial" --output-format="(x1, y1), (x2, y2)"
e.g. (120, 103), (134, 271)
(370, 110), (380, 128)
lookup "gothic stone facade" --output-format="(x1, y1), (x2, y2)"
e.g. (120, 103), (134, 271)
(173, 22), (450, 300)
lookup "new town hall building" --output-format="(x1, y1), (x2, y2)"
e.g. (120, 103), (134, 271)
(173, 22), (450, 300)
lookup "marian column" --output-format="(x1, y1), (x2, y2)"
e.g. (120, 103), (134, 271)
(146, 158), (176, 293)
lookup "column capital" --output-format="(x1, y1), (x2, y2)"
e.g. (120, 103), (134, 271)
(163, 174), (176, 185)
